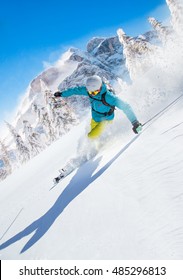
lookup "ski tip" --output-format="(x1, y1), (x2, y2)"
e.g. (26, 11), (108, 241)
(50, 175), (64, 190)
(53, 177), (60, 184)
(50, 180), (59, 191)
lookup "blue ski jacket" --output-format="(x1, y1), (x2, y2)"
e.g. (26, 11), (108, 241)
(61, 82), (138, 124)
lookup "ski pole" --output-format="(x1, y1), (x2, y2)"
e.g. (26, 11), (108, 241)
(142, 94), (183, 127)
(0, 208), (23, 241)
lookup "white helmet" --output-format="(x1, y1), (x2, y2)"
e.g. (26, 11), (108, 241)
(85, 75), (102, 91)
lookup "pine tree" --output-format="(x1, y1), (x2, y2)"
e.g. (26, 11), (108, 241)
(32, 102), (38, 115)
(22, 120), (45, 156)
(40, 79), (53, 107)
(0, 140), (12, 174)
(44, 89), (53, 106)
(0, 140), (12, 180)
(39, 107), (56, 143)
(0, 167), (8, 181)
(117, 28), (155, 80)
(49, 98), (64, 137)
(5, 122), (30, 164)
(41, 77), (79, 139)
(32, 102), (39, 122)
(117, 28), (136, 80)
(166, 0), (183, 35)
(50, 97), (78, 137)
(148, 17), (170, 44)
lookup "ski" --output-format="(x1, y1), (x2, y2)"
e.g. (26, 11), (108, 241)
(53, 169), (66, 185)
(51, 168), (75, 189)
(50, 176), (64, 190)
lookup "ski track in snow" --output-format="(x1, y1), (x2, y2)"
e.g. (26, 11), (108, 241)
(0, 98), (183, 259)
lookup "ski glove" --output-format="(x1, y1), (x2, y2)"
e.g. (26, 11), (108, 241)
(132, 121), (142, 134)
(54, 91), (62, 98)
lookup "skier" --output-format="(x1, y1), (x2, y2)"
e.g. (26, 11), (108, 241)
(52, 75), (142, 184)
(54, 75), (142, 138)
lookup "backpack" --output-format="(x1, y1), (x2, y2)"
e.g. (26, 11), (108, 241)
(88, 90), (115, 117)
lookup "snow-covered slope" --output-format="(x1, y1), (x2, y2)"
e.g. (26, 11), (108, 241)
(0, 94), (183, 259)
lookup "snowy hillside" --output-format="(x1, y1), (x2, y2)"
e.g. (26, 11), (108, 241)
(0, 95), (183, 259)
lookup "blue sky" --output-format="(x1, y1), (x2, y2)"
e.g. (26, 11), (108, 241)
(0, 0), (169, 126)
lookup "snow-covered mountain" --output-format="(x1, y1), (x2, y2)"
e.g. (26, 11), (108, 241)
(12, 31), (160, 133)
(0, 28), (160, 180)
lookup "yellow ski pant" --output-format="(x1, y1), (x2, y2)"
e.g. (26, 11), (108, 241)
(87, 119), (111, 139)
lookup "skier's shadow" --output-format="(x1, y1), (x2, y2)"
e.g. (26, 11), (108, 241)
(0, 135), (139, 254)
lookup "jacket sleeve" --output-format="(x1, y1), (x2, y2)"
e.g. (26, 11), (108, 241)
(106, 92), (138, 124)
(61, 86), (88, 97)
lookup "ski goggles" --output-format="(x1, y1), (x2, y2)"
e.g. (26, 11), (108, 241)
(88, 88), (101, 96)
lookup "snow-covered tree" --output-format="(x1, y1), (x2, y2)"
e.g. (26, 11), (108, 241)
(49, 97), (78, 137)
(117, 28), (137, 80)
(44, 90), (53, 106)
(22, 120), (45, 156)
(0, 167), (8, 181)
(33, 104), (41, 123)
(0, 140), (12, 180)
(0, 140), (12, 174)
(32, 102), (39, 115)
(5, 122), (30, 164)
(117, 28), (155, 80)
(166, 0), (183, 35)
(39, 107), (56, 143)
(148, 17), (171, 44)
(32, 98), (57, 144)
(40, 79), (52, 106)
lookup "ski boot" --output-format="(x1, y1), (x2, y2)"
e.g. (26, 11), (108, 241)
(53, 169), (65, 184)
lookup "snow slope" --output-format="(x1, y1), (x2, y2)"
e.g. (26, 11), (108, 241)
(0, 94), (183, 260)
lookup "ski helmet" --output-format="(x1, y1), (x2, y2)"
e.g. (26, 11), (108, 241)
(85, 75), (102, 92)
